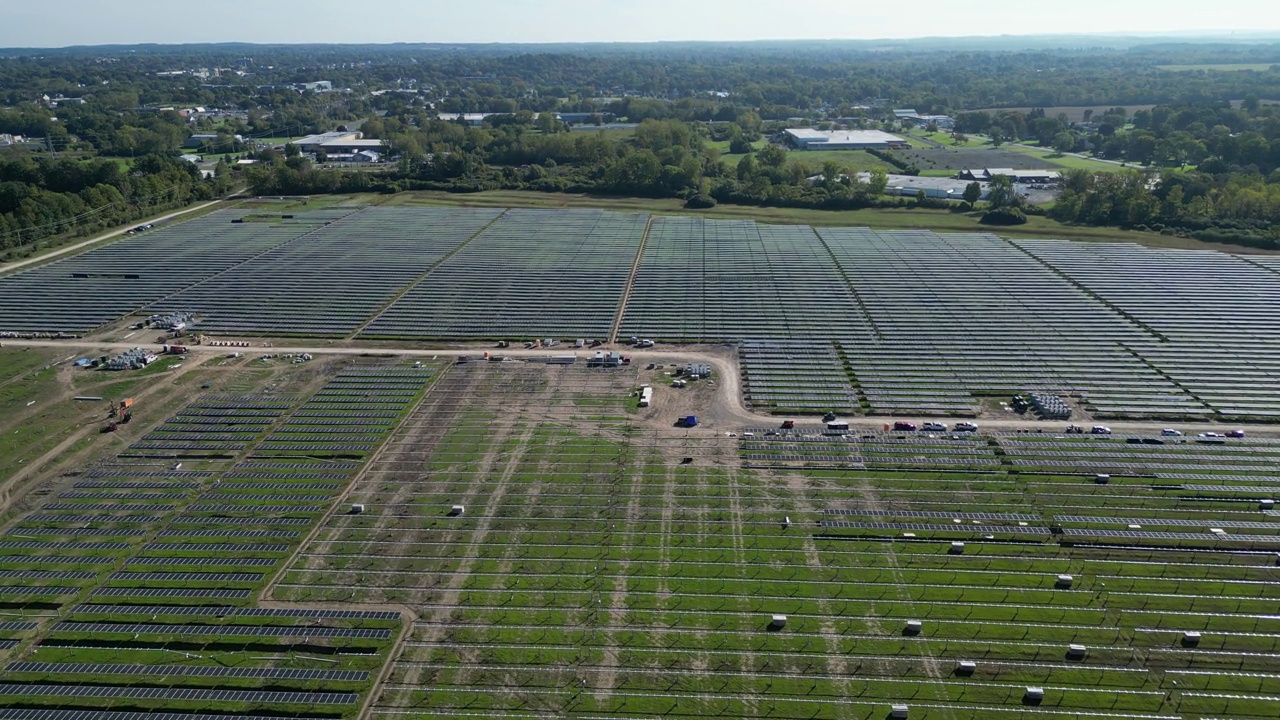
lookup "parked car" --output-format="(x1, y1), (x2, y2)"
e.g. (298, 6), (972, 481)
(1065, 424), (1085, 434)
(1226, 429), (1246, 438)
(893, 421), (918, 431)
(1161, 428), (1183, 436)
(922, 422), (948, 432)
(1196, 432), (1221, 438)
(1090, 426), (1112, 435)
(954, 422), (979, 432)
(781, 420), (795, 429)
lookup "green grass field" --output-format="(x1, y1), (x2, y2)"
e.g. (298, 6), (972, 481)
(908, 130), (988, 148)
(1003, 143), (1129, 172)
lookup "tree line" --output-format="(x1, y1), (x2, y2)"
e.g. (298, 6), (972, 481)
(0, 154), (234, 257)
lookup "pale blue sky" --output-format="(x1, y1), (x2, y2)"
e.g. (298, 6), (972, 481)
(3, 0), (1278, 47)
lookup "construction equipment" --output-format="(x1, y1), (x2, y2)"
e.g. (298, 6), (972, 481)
(106, 394), (136, 422)
(108, 398), (134, 419)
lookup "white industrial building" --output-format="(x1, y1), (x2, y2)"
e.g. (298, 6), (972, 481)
(294, 132), (384, 155)
(436, 113), (498, 125)
(784, 129), (910, 150)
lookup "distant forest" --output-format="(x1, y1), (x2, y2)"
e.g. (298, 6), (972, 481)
(1, 39), (1280, 251)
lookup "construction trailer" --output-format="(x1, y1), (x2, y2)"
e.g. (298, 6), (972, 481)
(638, 386), (653, 407)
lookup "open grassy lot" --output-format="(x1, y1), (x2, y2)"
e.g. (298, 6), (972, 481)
(1003, 144), (1129, 172)
(771, 148), (897, 170)
(894, 144), (1123, 174)
(907, 130), (989, 148)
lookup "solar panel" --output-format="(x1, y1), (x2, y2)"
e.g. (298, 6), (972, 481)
(0, 586), (76, 596)
(89, 588), (251, 599)
(109, 572), (263, 583)
(124, 558), (279, 568)
(155, 530), (299, 539)
(0, 555), (115, 565)
(70, 605), (401, 620)
(143, 543), (289, 553)
(0, 710), (335, 720)
(52, 622), (392, 639)
(4, 663), (369, 682)
(819, 521), (1050, 535)
(824, 509), (1041, 521)
(0, 570), (97, 580)
(0, 684), (357, 705)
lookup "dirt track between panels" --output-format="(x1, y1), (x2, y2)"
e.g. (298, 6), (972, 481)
(8, 338), (1278, 436)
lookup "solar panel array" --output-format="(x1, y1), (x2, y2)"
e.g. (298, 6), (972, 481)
(0, 367), (411, 719)
(818, 229), (1200, 416)
(739, 339), (859, 414)
(362, 208), (647, 339)
(620, 217), (871, 341)
(0, 210), (318, 333)
(0, 712), (333, 720)
(149, 207), (500, 336)
(6, 663), (369, 682)
(1018, 239), (1280, 419)
(0, 684), (357, 705)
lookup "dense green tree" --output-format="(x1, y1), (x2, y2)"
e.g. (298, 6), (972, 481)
(986, 175), (1020, 209)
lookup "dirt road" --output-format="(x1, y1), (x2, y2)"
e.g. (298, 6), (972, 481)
(0, 199), (227, 276)
(7, 338), (1272, 436)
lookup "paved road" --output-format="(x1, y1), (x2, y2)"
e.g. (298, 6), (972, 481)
(6, 338), (1272, 436)
(0, 199), (226, 276)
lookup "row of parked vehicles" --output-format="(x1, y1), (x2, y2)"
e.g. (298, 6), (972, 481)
(1067, 424), (1244, 438)
(891, 421), (979, 432)
(775, 419), (1246, 438)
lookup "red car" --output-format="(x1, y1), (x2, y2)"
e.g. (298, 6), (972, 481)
(893, 421), (918, 431)
(781, 420), (795, 429)
(1226, 429), (1246, 438)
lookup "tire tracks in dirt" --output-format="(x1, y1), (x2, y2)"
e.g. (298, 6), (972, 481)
(853, 480), (958, 720)
(396, 364), (558, 697)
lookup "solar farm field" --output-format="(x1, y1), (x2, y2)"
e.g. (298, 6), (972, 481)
(5, 205), (1280, 422)
(264, 361), (1280, 720)
(0, 359), (441, 720)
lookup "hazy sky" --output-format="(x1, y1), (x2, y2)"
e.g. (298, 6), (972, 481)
(3, 0), (1279, 47)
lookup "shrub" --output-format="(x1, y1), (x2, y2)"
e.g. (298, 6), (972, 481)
(684, 194), (718, 209)
(979, 206), (1028, 225)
